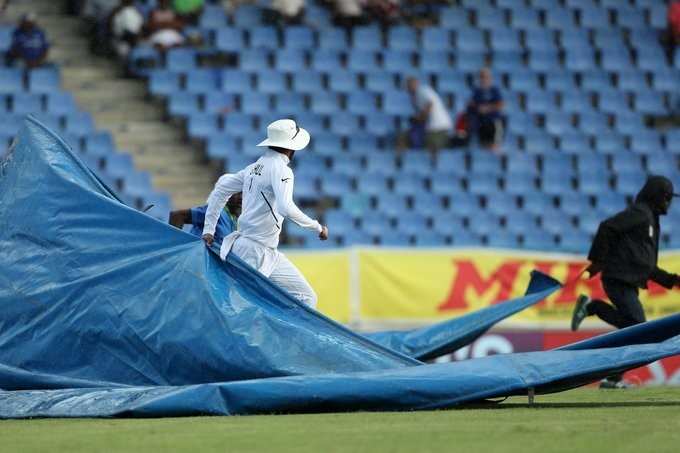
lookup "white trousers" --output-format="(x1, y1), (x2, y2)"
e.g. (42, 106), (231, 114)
(230, 237), (318, 309)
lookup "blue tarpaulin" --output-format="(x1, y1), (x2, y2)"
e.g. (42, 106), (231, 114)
(366, 271), (560, 360)
(2, 117), (680, 419)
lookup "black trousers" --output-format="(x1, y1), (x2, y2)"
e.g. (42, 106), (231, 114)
(587, 278), (646, 329)
(587, 278), (646, 382)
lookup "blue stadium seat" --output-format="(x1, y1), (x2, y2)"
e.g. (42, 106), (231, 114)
(559, 192), (591, 216)
(601, 50), (632, 72)
(454, 51), (486, 72)
(503, 173), (536, 196)
(11, 93), (43, 115)
(559, 230), (591, 253)
(579, 6), (609, 29)
(509, 71), (539, 92)
(311, 133), (343, 155)
(388, 26), (418, 51)
(468, 173), (500, 195)
(347, 91), (378, 115)
(510, 8), (540, 29)
(215, 28), (244, 52)
(165, 48), (196, 71)
(396, 214), (430, 237)
(318, 28), (348, 51)
(149, 71), (180, 97)
(284, 26), (315, 50)
(561, 92), (593, 114)
(455, 28), (486, 53)
(541, 210), (573, 235)
(356, 172), (390, 195)
(545, 7), (576, 30)
(440, 8), (470, 29)
(27, 67), (60, 93)
(206, 134), (237, 160)
(598, 91), (629, 114)
(431, 171), (464, 196)
(292, 70), (323, 94)
(352, 26), (383, 51)
(329, 113), (360, 135)
(491, 50), (523, 73)
(329, 71), (359, 93)
(595, 192), (627, 216)
(420, 51), (451, 73)
(525, 91), (557, 114)
(321, 173), (353, 197)
(545, 112), (575, 136)
(524, 132), (554, 154)
(651, 69), (679, 92)
(470, 211), (501, 236)
(342, 230), (375, 246)
(168, 92), (200, 118)
(615, 171), (647, 196)
(364, 72), (396, 92)
(0, 69), (23, 94)
(239, 49), (271, 72)
(380, 231), (412, 247)
(310, 93), (340, 114)
(45, 92), (77, 116)
(614, 111), (646, 136)
(272, 93), (305, 115)
(638, 50), (668, 71)
(421, 28), (451, 51)
(274, 49), (307, 73)
(616, 70), (647, 93)
(630, 130), (662, 155)
(521, 192), (554, 216)
(401, 153), (433, 176)
(616, 8), (646, 29)
(634, 91), (666, 115)
(521, 231), (557, 251)
(393, 174), (427, 195)
(84, 132), (115, 157)
(559, 133), (591, 154)
(528, 50), (560, 72)
(221, 70), (251, 93)
(578, 176), (612, 196)
(185, 69), (218, 93)
(223, 113), (255, 136)
(248, 26), (279, 50)
(64, 111), (95, 136)
(204, 92), (236, 114)
(241, 93), (270, 114)
(361, 212), (392, 236)
(541, 173), (574, 195)
(295, 112), (326, 136)
(485, 192), (518, 217)
(332, 155), (363, 176)
(187, 113), (219, 139)
(412, 192), (444, 217)
(312, 49), (342, 72)
(565, 49), (596, 71)
(414, 231), (449, 247)
(646, 153), (677, 176)
(477, 9), (507, 30)
(578, 111), (610, 136)
(383, 50), (414, 73)
(382, 92), (413, 116)
(103, 152), (134, 181)
(347, 50), (378, 73)
(256, 71), (286, 94)
(375, 193), (409, 218)
(524, 29), (557, 52)
(490, 29), (521, 52)
(611, 154), (643, 175)
(577, 211), (605, 235)
(232, 5), (262, 27)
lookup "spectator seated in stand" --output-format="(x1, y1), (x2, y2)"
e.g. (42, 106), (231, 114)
(173, 0), (205, 24)
(469, 67), (505, 151)
(6, 13), (49, 68)
(109, 0), (144, 57)
(269, 0), (306, 25)
(664, 1), (680, 61)
(147, 0), (187, 51)
(365, 0), (401, 25)
(332, 0), (367, 27)
(405, 76), (453, 155)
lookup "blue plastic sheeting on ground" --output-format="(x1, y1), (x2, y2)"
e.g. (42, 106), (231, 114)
(558, 312), (680, 351)
(2, 336), (680, 419)
(367, 271), (561, 360)
(0, 117), (418, 391)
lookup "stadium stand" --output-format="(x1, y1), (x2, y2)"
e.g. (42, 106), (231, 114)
(2, 0), (679, 251)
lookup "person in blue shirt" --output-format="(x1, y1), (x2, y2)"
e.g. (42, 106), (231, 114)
(6, 13), (49, 68)
(169, 192), (242, 246)
(469, 68), (505, 151)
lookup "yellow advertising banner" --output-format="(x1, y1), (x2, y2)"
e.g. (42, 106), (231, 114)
(286, 250), (352, 323)
(290, 248), (680, 326)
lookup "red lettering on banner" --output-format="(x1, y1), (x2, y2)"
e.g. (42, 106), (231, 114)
(438, 260), (524, 311)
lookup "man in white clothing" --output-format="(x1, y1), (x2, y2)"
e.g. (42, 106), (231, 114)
(202, 119), (329, 308)
(406, 77), (453, 154)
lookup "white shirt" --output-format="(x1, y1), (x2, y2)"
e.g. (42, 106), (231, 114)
(414, 85), (453, 132)
(203, 150), (322, 249)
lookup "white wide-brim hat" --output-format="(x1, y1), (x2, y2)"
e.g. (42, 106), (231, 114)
(256, 119), (310, 151)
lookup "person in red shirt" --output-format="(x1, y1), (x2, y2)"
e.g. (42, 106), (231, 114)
(664, 1), (680, 61)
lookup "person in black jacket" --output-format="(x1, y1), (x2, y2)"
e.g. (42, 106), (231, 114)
(571, 175), (680, 387)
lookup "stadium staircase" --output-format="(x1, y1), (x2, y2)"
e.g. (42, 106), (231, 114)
(4, 0), (215, 208)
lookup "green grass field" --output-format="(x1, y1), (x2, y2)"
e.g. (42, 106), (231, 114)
(2, 388), (680, 453)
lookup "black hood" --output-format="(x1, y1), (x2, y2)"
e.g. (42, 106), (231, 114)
(635, 175), (676, 214)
